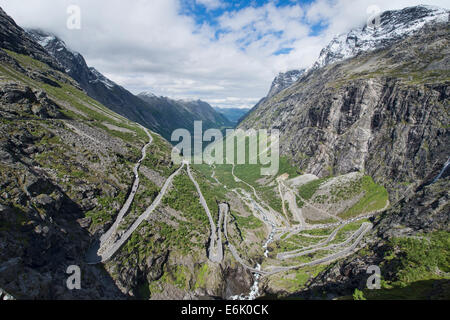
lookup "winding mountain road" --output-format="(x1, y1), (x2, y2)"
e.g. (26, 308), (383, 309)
(186, 164), (223, 263)
(277, 178), (306, 228)
(85, 136), (185, 264)
(277, 222), (371, 260)
(87, 154), (228, 264)
(99, 126), (153, 245)
(281, 179), (343, 223)
(86, 139), (380, 284)
(263, 222), (373, 275)
(210, 165), (221, 185)
(231, 164), (285, 226)
(277, 223), (347, 260)
(212, 166), (377, 279)
(218, 200), (373, 277)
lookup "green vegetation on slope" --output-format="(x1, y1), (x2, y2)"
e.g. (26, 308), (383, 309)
(360, 231), (450, 300)
(297, 177), (330, 201)
(85, 193), (126, 227)
(2, 49), (148, 144)
(340, 176), (388, 219)
(142, 133), (177, 177)
(163, 170), (209, 227)
(233, 155), (300, 186)
(194, 264), (210, 289)
(270, 264), (329, 294)
(232, 212), (263, 230)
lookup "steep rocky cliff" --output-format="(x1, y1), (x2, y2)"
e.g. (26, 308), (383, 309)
(240, 7), (449, 299)
(240, 20), (449, 202)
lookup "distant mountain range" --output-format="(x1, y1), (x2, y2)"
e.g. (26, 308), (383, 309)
(0, 3), (448, 301)
(137, 92), (233, 138)
(213, 107), (250, 124)
(27, 29), (232, 140)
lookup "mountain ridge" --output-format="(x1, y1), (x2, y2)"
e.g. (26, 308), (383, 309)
(137, 91), (233, 136)
(243, 4), (449, 128)
(213, 107), (250, 124)
(0, 4), (449, 301)
(238, 6), (449, 298)
(313, 5), (449, 70)
(26, 29), (232, 141)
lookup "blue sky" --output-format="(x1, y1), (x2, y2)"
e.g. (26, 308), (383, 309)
(181, 0), (327, 41)
(180, 0), (316, 24)
(1, 0), (449, 108)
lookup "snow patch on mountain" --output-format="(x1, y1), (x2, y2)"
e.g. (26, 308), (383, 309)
(267, 69), (305, 98)
(28, 29), (81, 58)
(35, 35), (55, 48)
(88, 67), (117, 90)
(138, 91), (157, 98)
(313, 5), (449, 69)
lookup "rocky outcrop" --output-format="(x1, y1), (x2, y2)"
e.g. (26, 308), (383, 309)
(0, 173), (126, 299)
(0, 100), (133, 298)
(0, 83), (64, 119)
(266, 69), (305, 98)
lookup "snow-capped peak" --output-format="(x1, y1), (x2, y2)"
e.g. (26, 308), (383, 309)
(27, 29), (81, 58)
(35, 34), (55, 48)
(138, 91), (157, 98)
(313, 5), (449, 69)
(88, 67), (117, 90)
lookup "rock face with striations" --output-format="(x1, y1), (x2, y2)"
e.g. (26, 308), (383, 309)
(240, 11), (449, 202)
(241, 5), (449, 299)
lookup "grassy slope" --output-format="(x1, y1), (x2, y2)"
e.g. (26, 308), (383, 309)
(1, 48), (221, 296)
(357, 231), (450, 300)
(0, 50), (151, 230)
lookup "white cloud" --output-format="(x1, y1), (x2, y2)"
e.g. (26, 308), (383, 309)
(0, 0), (448, 108)
(196, 0), (224, 11)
